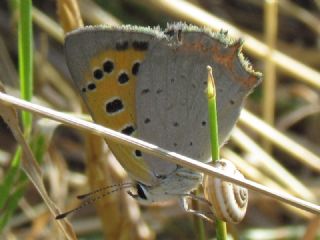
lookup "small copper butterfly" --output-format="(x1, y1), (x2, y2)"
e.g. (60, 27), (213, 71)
(64, 23), (260, 213)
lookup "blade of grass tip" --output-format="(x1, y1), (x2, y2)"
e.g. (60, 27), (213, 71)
(207, 66), (227, 240)
(18, 0), (33, 133)
(207, 66), (219, 160)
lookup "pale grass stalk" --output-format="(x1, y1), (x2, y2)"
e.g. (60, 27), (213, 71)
(34, 51), (81, 112)
(230, 127), (315, 202)
(1, 92), (320, 215)
(78, 0), (121, 26)
(57, 0), (83, 33)
(32, 7), (64, 43)
(221, 148), (312, 219)
(262, 0), (278, 152)
(137, 0), (320, 89)
(240, 110), (320, 172)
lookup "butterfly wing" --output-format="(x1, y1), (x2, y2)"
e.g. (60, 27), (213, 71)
(64, 26), (167, 185)
(136, 23), (261, 177)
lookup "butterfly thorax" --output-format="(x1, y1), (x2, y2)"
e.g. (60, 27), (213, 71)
(136, 167), (203, 203)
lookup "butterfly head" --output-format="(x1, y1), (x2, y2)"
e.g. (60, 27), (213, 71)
(128, 182), (154, 204)
(128, 168), (203, 204)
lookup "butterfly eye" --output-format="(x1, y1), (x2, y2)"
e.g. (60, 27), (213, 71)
(136, 183), (148, 200)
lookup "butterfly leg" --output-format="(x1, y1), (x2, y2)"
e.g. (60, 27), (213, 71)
(180, 197), (214, 222)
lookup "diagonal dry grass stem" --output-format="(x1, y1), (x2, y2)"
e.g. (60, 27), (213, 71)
(0, 92), (319, 216)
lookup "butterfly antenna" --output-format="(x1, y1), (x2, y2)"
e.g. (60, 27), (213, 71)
(56, 184), (133, 219)
(77, 182), (133, 199)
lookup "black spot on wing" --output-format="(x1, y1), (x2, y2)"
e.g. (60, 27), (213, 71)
(134, 150), (142, 157)
(132, 62), (140, 75)
(103, 60), (114, 73)
(106, 98), (124, 114)
(121, 125), (135, 135)
(144, 118), (150, 124)
(87, 83), (96, 91)
(93, 69), (103, 80)
(118, 72), (129, 84)
(141, 89), (150, 95)
(132, 41), (149, 51)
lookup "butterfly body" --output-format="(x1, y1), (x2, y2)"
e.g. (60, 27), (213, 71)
(65, 23), (260, 204)
(137, 168), (202, 203)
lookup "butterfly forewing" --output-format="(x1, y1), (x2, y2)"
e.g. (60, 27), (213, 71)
(64, 26), (167, 185)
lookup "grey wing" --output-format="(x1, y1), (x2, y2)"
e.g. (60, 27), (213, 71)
(64, 25), (169, 184)
(64, 25), (163, 103)
(136, 24), (260, 177)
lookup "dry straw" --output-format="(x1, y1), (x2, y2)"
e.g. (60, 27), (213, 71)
(0, 92), (319, 216)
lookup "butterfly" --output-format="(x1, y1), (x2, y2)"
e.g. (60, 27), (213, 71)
(63, 22), (260, 214)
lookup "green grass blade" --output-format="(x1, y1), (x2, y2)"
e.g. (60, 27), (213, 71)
(18, 0), (33, 131)
(0, 0), (35, 232)
(207, 66), (227, 240)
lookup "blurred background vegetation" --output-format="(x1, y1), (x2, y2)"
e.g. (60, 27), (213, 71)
(0, 0), (319, 239)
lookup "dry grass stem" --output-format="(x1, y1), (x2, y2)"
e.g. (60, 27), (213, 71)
(32, 7), (64, 43)
(57, 0), (83, 33)
(78, 0), (121, 26)
(231, 127), (315, 202)
(0, 85), (77, 239)
(240, 110), (320, 172)
(221, 148), (313, 219)
(262, 0), (278, 151)
(0, 92), (319, 215)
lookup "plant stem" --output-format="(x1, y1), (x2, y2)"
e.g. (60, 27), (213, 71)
(18, 0), (33, 132)
(193, 188), (207, 240)
(207, 66), (227, 240)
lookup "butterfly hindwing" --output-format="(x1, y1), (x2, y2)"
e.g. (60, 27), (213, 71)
(136, 23), (260, 177)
